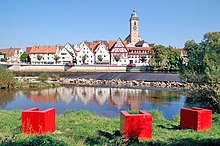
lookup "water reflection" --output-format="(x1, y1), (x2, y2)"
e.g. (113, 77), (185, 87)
(1, 86), (186, 119)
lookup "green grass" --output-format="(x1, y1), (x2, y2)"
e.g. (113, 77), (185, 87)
(0, 110), (219, 146)
(14, 81), (59, 89)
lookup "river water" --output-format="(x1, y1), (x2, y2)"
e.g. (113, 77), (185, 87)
(0, 85), (207, 119)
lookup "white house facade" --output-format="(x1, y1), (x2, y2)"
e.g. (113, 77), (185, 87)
(76, 42), (95, 65)
(94, 43), (110, 64)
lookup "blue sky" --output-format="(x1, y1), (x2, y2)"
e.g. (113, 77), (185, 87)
(0, 0), (220, 50)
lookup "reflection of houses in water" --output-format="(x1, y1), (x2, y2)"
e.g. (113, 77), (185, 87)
(75, 86), (95, 105)
(109, 88), (129, 109)
(26, 88), (59, 102)
(56, 87), (75, 104)
(127, 89), (149, 110)
(94, 88), (110, 105)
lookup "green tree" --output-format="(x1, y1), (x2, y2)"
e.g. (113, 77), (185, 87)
(181, 32), (220, 86)
(97, 55), (103, 62)
(150, 45), (181, 70)
(0, 65), (15, 88)
(114, 54), (121, 62)
(20, 52), (29, 62)
(82, 54), (88, 63)
(37, 54), (42, 63)
(139, 56), (147, 64)
(53, 54), (60, 64)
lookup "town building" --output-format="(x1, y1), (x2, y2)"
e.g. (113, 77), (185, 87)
(56, 43), (77, 65)
(76, 41), (95, 65)
(93, 41), (110, 64)
(27, 46), (60, 64)
(0, 48), (23, 63)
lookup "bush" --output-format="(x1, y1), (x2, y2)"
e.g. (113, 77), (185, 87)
(50, 73), (60, 81)
(38, 73), (49, 82)
(0, 65), (15, 88)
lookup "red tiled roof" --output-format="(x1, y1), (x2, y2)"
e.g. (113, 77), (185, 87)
(26, 47), (32, 53)
(0, 48), (21, 57)
(28, 46), (58, 54)
(127, 47), (151, 51)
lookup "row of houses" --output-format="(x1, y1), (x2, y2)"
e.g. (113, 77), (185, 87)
(24, 38), (152, 66)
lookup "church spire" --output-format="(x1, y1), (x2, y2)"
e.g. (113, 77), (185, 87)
(131, 10), (138, 19)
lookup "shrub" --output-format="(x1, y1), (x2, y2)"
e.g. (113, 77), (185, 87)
(0, 65), (15, 88)
(50, 73), (60, 81)
(38, 73), (49, 82)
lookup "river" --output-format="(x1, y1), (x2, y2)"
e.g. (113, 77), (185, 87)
(0, 85), (211, 119)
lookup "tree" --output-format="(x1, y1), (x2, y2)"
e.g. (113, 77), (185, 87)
(82, 54), (88, 63)
(53, 54), (60, 64)
(181, 32), (220, 85)
(114, 54), (121, 62)
(0, 65), (15, 88)
(150, 45), (182, 70)
(0, 52), (7, 62)
(37, 54), (42, 63)
(139, 55), (147, 64)
(20, 52), (29, 62)
(97, 55), (103, 62)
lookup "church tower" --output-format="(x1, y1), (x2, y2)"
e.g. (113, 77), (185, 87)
(129, 10), (141, 45)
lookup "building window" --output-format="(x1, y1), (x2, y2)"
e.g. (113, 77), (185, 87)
(91, 56), (92, 58)
(61, 53), (67, 55)
(62, 57), (65, 59)
(104, 55), (106, 57)
(134, 22), (136, 25)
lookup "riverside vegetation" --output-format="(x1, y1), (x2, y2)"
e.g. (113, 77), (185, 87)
(0, 110), (219, 146)
(0, 65), (59, 89)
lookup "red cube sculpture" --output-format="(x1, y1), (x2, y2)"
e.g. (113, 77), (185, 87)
(120, 110), (152, 139)
(180, 107), (212, 131)
(22, 107), (56, 134)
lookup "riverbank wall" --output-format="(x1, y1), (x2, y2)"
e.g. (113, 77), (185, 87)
(8, 64), (151, 72)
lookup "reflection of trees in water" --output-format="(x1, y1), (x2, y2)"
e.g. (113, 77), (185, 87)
(185, 90), (220, 113)
(147, 90), (180, 106)
(0, 90), (16, 109)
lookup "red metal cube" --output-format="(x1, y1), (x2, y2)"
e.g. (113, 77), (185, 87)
(22, 107), (56, 134)
(120, 110), (152, 139)
(180, 107), (212, 131)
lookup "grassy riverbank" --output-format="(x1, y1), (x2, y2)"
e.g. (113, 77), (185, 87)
(14, 81), (59, 89)
(0, 110), (219, 146)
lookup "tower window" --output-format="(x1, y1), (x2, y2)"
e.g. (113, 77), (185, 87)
(134, 22), (136, 25)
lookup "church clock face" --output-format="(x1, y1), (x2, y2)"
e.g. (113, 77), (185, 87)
(133, 26), (137, 30)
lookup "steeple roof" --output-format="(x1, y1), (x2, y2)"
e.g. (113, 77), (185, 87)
(131, 10), (138, 18)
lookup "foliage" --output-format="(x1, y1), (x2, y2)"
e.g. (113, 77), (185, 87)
(1, 57), (7, 62)
(114, 54), (121, 62)
(38, 73), (49, 82)
(150, 45), (182, 70)
(0, 52), (7, 62)
(14, 81), (58, 88)
(180, 32), (220, 87)
(97, 55), (103, 62)
(37, 54), (42, 62)
(53, 54), (60, 64)
(0, 110), (219, 146)
(50, 73), (60, 81)
(127, 110), (139, 114)
(20, 52), (29, 63)
(139, 55), (147, 63)
(0, 65), (15, 88)
(82, 54), (88, 63)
